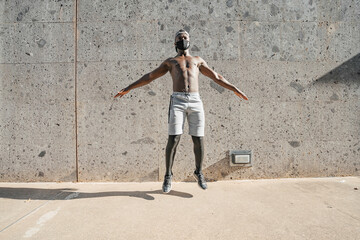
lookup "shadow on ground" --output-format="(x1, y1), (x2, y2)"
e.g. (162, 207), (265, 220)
(0, 187), (193, 201)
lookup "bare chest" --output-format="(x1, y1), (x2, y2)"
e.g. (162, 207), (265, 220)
(170, 59), (199, 73)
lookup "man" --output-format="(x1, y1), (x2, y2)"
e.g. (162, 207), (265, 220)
(114, 29), (248, 193)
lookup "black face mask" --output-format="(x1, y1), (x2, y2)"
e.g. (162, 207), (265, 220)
(175, 39), (190, 51)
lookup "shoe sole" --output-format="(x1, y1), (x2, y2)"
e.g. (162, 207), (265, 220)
(162, 187), (171, 194)
(162, 183), (172, 193)
(162, 175), (173, 193)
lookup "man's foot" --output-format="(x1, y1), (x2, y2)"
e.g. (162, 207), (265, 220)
(193, 171), (207, 190)
(162, 175), (172, 193)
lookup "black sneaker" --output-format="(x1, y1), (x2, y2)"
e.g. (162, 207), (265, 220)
(193, 171), (207, 190)
(162, 175), (172, 193)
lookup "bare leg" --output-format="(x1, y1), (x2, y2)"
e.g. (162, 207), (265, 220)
(191, 136), (204, 173)
(165, 135), (181, 176)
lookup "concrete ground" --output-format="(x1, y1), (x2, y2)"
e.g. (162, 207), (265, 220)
(0, 177), (359, 240)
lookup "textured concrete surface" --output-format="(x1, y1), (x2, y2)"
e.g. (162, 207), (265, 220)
(0, 63), (76, 181)
(0, 0), (77, 182)
(0, 0), (359, 181)
(0, 177), (360, 239)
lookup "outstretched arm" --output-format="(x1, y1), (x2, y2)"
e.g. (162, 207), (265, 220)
(114, 60), (170, 98)
(199, 58), (248, 100)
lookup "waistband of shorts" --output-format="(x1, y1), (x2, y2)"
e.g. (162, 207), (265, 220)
(172, 92), (200, 96)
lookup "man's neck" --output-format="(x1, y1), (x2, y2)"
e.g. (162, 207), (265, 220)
(177, 50), (190, 57)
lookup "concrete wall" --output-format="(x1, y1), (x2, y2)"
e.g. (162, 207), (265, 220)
(0, 0), (359, 182)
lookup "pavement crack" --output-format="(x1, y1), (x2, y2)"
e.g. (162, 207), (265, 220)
(0, 191), (66, 233)
(332, 207), (360, 222)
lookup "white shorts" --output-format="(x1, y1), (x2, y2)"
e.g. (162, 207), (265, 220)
(168, 92), (205, 137)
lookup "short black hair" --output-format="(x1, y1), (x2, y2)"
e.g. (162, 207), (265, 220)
(175, 29), (189, 40)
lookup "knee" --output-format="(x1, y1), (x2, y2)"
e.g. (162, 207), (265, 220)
(191, 136), (203, 146)
(167, 135), (181, 147)
(174, 135), (181, 143)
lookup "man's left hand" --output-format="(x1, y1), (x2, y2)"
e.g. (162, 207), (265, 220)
(114, 88), (130, 98)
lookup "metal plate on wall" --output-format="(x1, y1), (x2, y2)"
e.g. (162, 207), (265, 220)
(230, 150), (252, 167)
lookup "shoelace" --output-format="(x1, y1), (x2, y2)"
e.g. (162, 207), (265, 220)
(196, 173), (205, 182)
(164, 176), (172, 182)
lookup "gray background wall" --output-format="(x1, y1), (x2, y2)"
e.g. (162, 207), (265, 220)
(0, 0), (359, 182)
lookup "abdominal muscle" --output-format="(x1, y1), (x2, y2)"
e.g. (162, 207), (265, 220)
(170, 60), (200, 93)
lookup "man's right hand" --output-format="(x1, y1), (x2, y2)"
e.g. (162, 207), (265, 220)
(234, 89), (249, 100)
(114, 88), (130, 98)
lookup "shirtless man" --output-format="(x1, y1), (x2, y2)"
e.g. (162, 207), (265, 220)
(114, 29), (248, 193)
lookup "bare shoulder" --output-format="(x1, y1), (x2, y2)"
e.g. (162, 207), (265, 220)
(163, 57), (173, 64)
(193, 56), (204, 61)
(161, 57), (173, 68)
(193, 56), (207, 67)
